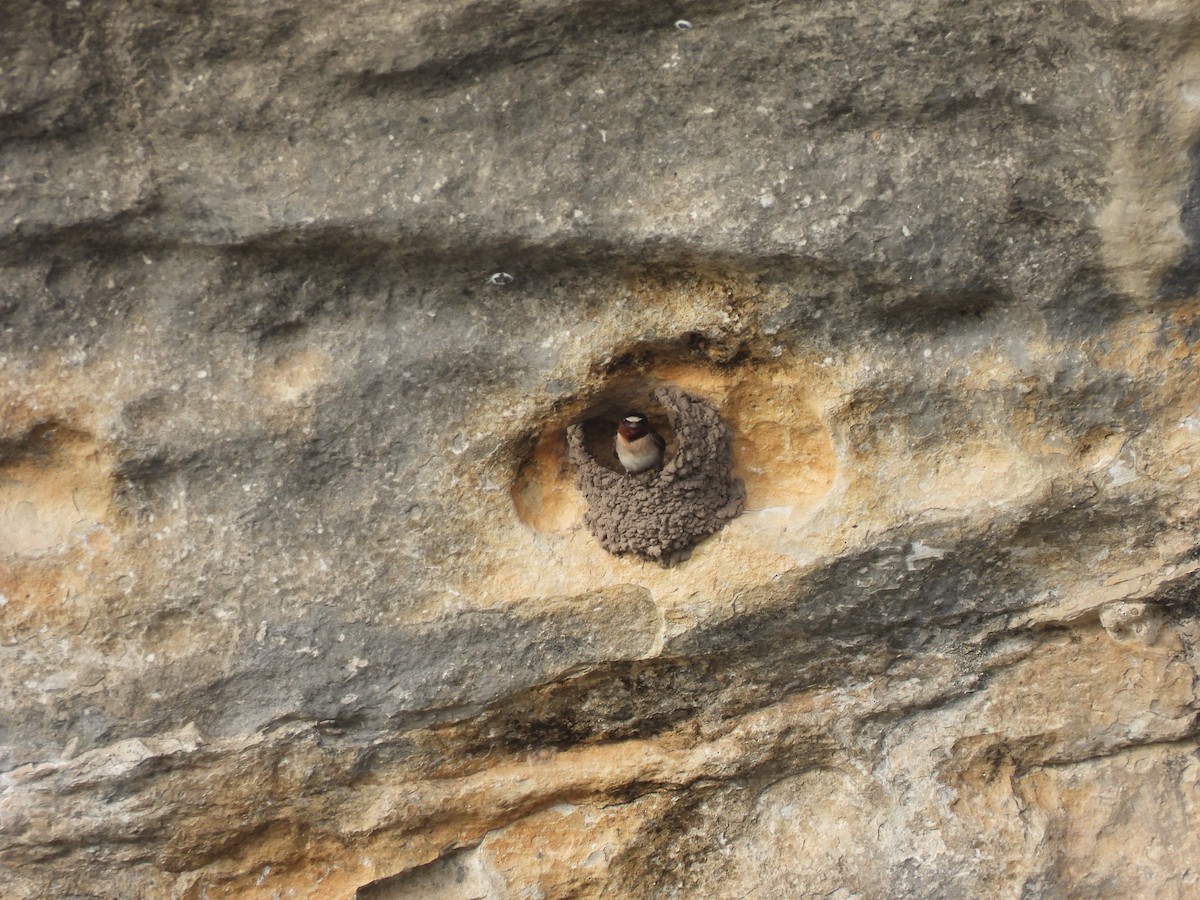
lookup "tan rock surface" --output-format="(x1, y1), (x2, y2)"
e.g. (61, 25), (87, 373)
(2, 0), (1200, 897)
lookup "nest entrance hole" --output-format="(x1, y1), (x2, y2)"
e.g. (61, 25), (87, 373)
(574, 389), (676, 475)
(510, 378), (676, 532)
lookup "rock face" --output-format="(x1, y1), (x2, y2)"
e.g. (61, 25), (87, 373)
(2, 0), (1200, 897)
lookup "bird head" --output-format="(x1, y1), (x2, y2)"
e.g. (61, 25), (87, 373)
(617, 412), (650, 439)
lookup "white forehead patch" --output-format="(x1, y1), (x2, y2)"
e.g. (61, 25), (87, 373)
(624, 416), (643, 424)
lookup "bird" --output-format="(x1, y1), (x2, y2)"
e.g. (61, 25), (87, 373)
(615, 411), (665, 475)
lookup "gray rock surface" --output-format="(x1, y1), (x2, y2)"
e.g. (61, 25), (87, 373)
(2, 0), (1199, 897)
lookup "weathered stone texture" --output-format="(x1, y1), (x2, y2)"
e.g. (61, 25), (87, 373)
(2, 0), (1200, 897)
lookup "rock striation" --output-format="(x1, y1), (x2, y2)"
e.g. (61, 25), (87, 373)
(2, 0), (1200, 898)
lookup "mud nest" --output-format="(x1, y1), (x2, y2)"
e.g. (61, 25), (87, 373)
(567, 386), (745, 566)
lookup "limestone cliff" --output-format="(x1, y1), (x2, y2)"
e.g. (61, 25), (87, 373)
(2, 0), (1199, 897)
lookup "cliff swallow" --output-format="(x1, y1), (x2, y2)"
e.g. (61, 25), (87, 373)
(615, 412), (665, 475)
